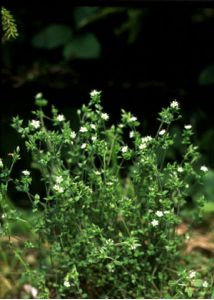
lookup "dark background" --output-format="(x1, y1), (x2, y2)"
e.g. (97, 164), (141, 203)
(1, 3), (214, 172)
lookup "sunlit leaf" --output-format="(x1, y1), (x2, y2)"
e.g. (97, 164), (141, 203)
(185, 287), (193, 298)
(203, 170), (214, 202)
(193, 279), (203, 288)
(202, 201), (214, 213)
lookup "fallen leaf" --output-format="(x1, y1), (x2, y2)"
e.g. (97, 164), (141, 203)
(0, 275), (12, 298)
(186, 234), (214, 255)
(176, 223), (188, 235)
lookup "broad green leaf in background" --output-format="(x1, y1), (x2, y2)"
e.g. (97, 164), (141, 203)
(202, 201), (214, 214)
(63, 33), (101, 60)
(32, 24), (73, 49)
(198, 64), (214, 85)
(199, 129), (214, 166)
(192, 8), (214, 22)
(202, 170), (214, 203)
(192, 169), (214, 216)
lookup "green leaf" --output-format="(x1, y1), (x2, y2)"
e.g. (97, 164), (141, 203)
(193, 279), (203, 287)
(202, 201), (214, 213)
(185, 287), (193, 298)
(198, 64), (214, 85)
(63, 33), (101, 60)
(73, 7), (99, 29)
(203, 170), (214, 202)
(32, 24), (73, 49)
(73, 7), (125, 29)
(1, 6), (19, 41)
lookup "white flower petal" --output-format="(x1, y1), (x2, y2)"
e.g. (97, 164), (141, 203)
(56, 115), (65, 122)
(101, 113), (109, 121)
(155, 211), (164, 217)
(170, 100), (179, 109)
(200, 165), (208, 172)
(30, 120), (40, 129)
(151, 219), (159, 227)
(90, 90), (100, 97)
(80, 126), (88, 133)
(22, 170), (30, 176)
(159, 129), (166, 136)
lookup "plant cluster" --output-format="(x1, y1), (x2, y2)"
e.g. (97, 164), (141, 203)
(0, 91), (211, 298)
(1, 6), (18, 42)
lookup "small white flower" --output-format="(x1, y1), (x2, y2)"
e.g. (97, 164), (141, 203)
(91, 136), (97, 142)
(90, 90), (100, 97)
(185, 184), (189, 189)
(139, 136), (152, 150)
(55, 176), (63, 184)
(159, 129), (166, 136)
(142, 136), (152, 143)
(202, 281), (208, 288)
(53, 184), (64, 193)
(118, 124), (124, 128)
(129, 116), (137, 122)
(1, 213), (6, 219)
(0, 158), (3, 168)
(155, 211), (164, 217)
(121, 146), (128, 153)
(189, 271), (196, 279)
(23, 284), (38, 298)
(94, 170), (101, 176)
(81, 143), (87, 149)
(35, 92), (43, 99)
(56, 114), (65, 122)
(31, 287), (38, 298)
(101, 113), (109, 121)
(185, 233), (190, 240)
(200, 165), (208, 172)
(80, 126), (88, 133)
(90, 124), (96, 130)
(70, 131), (76, 139)
(130, 244), (140, 250)
(184, 124), (192, 130)
(164, 210), (170, 214)
(106, 182), (113, 186)
(64, 280), (70, 287)
(139, 143), (147, 150)
(30, 120), (40, 129)
(129, 131), (135, 138)
(22, 170), (30, 176)
(151, 219), (159, 227)
(177, 167), (183, 173)
(170, 100), (179, 109)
